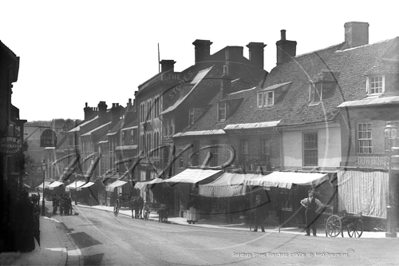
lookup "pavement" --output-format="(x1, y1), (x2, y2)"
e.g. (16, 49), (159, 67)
(0, 202), (388, 266)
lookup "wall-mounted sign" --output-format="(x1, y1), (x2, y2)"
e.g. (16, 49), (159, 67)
(40, 129), (57, 147)
(357, 156), (388, 169)
(0, 136), (22, 155)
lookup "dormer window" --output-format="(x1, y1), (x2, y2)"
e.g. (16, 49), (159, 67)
(218, 102), (226, 122)
(367, 75), (385, 95)
(257, 91), (275, 108)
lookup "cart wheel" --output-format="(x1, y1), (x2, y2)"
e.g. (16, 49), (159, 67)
(113, 200), (120, 217)
(347, 219), (363, 238)
(325, 215), (342, 237)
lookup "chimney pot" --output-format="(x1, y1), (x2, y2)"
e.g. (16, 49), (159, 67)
(276, 30), (297, 65)
(281, 30), (286, 41)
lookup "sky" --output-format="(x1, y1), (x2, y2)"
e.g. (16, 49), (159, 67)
(1, 0), (398, 121)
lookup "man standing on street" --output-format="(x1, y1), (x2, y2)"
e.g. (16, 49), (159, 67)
(300, 190), (329, 236)
(252, 194), (269, 232)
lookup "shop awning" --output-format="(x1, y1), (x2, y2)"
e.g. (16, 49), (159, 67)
(48, 181), (64, 188)
(134, 178), (163, 191)
(66, 181), (86, 190)
(80, 182), (95, 189)
(199, 173), (260, 197)
(36, 181), (52, 190)
(243, 171), (328, 189)
(105, 180), (127, 192)
(164, 169), (222, 185)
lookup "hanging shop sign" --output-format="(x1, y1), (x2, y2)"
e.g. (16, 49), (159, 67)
(40, 129), (57, 147)
(0, 136), (22, 155)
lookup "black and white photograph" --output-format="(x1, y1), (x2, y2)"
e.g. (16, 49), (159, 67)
(1, 1), (399, 265)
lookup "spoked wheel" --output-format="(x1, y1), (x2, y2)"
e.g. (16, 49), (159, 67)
(347, 219), (363, 238)
(325, 215), (342, 237)
(113, 200), (120, 217)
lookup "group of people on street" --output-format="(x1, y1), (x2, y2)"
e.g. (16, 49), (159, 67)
(52, 193), (73, 215)
(13, 190), (41, 252)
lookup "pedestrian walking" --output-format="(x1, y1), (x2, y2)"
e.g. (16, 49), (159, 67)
(13, 190), (35, 252)
(300, 190), (329, 236)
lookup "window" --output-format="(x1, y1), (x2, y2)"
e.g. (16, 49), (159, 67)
(257, 92), (263, 107)
(210, 140), (218, 166)
(140, 102), (145, 123)
(367, 76), (384, 95)
(189, 108), (195, 125)
(241, 140), (249, 155)
(358, 123), (372, 154)
(154, 96), (160, 118)
(191, 140), (200, 166)
(309, 83), (322, 105)
(178, 148), (184, 168)
(264, 91), (274, 107)
(261, 139), (270, 155)
(121, 131), (126, 145)
(146, 100), (152, 121)
(218, 102), (226, 122)
(258, 91), (275, 108)
(130, 129), (134, 144)
(303, 133), (318, 166)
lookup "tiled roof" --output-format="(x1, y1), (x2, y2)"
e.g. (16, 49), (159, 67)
(107, 120), (123, 136)
(180, 36), (399, 133)
(81, 122), (111, 137)
(68, 116), (98, 132)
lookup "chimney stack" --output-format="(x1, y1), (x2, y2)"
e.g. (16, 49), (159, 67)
(344, 22), (369, 49)
(98, 101), (108, 125)
(276, 30), (297, 65)
(111, 103), (122, 126)
(224, 46), (244, 62)
(247, 42), (266, 69)
(160, 59), (176, 73)
(192, 39), (212, 64)
(84, 102), (95, 120)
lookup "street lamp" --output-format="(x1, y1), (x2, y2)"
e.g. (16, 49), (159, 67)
(41, 160), (46, 216)
(385, 121), (397, 238)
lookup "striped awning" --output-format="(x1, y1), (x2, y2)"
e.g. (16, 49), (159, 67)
(164, 169), (222, 185)
(243, 171), (328, 189)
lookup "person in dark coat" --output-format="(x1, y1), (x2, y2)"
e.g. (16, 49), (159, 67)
(300, 190), (329, 236)
(14, 190), (35, 252)
(32, 197), (41, 246)
(252, 194), (268, 232)
(52, 194), (59, 214)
